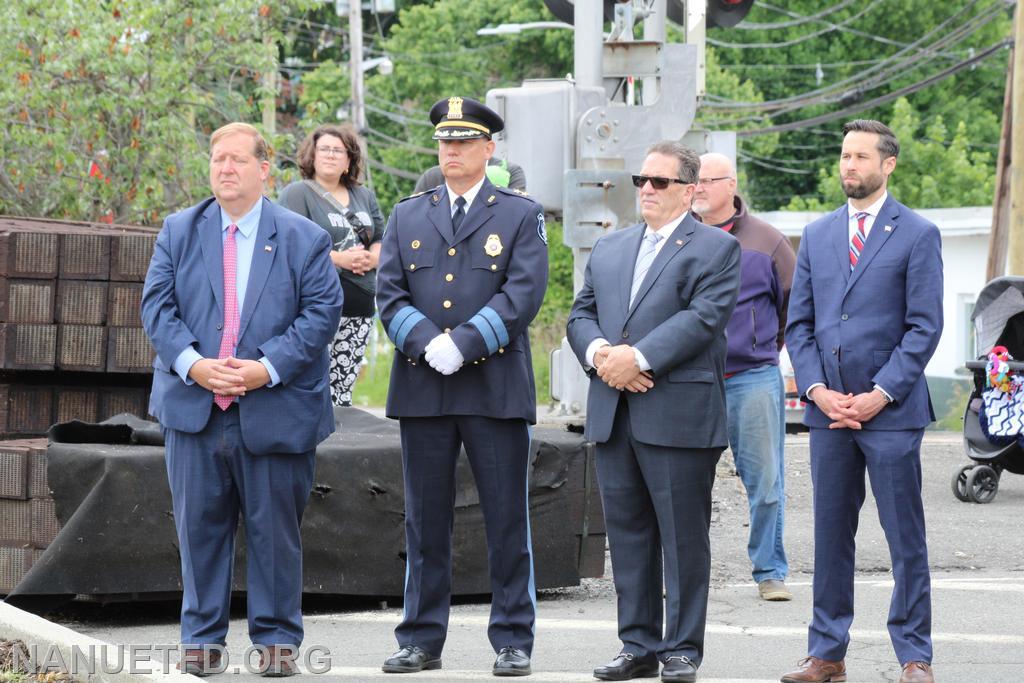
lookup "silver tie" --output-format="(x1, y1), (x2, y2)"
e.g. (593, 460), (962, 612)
(629, 231), (663, 306)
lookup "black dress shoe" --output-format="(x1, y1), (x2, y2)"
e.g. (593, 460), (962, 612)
(382, 645), (441, 673)
(493, 646), (531, 677)
(661, 655), (697, 683)
(593, 652), (660, 680)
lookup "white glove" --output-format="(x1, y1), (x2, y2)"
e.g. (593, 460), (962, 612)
(424, 333), (464, 375)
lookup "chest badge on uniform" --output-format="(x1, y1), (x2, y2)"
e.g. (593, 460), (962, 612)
(484, 233), (503, 257)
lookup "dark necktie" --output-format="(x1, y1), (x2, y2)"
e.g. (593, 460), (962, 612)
(452, 196), (467, 234)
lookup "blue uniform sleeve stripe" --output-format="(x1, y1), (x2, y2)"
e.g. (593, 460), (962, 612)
(478, 306), (509, 347)
(395, 311), (426, 351)
(470, 314), (500, 355)
(387, 306), (417, 345)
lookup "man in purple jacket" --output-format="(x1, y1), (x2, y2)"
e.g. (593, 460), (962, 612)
(694, 153), (796, 601)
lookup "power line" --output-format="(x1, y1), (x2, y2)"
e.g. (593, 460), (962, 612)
(366, 157), (422, 181)
(364, 126), (436, 156)
(738, 152), (814, 174)
(734, 0), (861, 30)
(736, 38), (1011, 137)
(705, 0), (1004, 119)
(708, 0), (887, 50)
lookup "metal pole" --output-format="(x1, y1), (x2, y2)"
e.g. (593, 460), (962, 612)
(350, 1), (366, 131)
(642, 0), (667, 105)
(261, 33), (277, 134)
(1008, 0), (1024, 274)
(574, 0), (603, 89)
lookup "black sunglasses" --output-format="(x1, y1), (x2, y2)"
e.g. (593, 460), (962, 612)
(631, 174), (690, 190)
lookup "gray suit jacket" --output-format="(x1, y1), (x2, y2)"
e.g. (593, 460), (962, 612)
(567, 214), (741, 448)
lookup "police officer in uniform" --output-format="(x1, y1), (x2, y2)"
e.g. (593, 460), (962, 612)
(377, 97), (549, 677)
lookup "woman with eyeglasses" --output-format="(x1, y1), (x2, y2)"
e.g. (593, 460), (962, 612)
(279, 124), (386, 407)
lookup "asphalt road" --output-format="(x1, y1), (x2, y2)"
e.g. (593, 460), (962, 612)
(55, 431), (1024, 681)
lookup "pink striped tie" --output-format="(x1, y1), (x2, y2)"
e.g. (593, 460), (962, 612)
(214, 223), (239, 410)
(849, 211), (868, 270)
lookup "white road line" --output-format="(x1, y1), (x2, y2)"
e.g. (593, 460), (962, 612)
(308, 613), (1024, 645)
(725, 577), (1024, 591)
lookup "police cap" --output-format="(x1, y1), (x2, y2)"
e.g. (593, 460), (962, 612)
(430, 97), (504, 141)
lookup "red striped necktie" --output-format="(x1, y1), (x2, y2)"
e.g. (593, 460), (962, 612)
(214, 223), (239, 410)
(849, 211), (868, 270)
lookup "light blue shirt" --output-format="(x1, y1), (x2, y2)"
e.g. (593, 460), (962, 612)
(172, 199), (281, 387)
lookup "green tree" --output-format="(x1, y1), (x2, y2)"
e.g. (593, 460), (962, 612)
(785, 97), (996, 210)
(706, 0), (1011, 209)
(0, 0), (313, 224)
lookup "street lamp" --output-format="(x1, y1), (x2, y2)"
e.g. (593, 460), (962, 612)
(476, 21), (574, 36)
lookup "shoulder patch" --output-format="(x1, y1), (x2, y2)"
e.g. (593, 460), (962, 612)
(536, 212), (548, 245)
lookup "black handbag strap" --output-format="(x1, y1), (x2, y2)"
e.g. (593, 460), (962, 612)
(303, 180), (372, 247)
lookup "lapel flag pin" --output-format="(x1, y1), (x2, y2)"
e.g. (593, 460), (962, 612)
(884, 225), (893, 232)
(264, 245), (273, 252)
(676, 239), (683, 245)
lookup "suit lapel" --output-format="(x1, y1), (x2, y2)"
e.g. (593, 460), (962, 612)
(830, 207), (852, 286)
(619, 225), (646, 318)
(844, 196), (901, 297)
(198, 202), (224, 318)
(625, 215), (696, 321)
(426, 186), (455, 246)
(238, 198), (278, 341)
(454, 178), (497, 243)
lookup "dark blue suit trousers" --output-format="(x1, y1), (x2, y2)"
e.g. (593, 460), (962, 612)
(808, 427), (931, 665)
(165, 404), (316, 647)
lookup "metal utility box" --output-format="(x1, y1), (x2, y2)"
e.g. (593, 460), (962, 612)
(487, 80), (605, 214)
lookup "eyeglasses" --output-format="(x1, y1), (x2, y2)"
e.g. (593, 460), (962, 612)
(316, 146), (348, 157)
(631, 174), (690, 190)
(697, 176), (733, 186)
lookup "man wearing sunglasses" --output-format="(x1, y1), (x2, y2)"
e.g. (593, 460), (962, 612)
(568, 141), (741, 682)
(693, 153), (796, 604)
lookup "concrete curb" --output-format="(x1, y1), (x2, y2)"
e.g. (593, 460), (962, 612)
(0, 601), (196, 681)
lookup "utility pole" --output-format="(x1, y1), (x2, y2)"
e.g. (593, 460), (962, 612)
(986, 48), (1012, 280)
(349, 0), (366, 132)
(1007, 0), (1024, 274)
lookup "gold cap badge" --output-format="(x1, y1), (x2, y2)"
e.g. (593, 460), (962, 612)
(447, 96), (464, 120)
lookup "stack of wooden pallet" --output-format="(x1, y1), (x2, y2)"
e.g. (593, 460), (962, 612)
(0, 217), (158, 436)
(0, 437), (53, 593)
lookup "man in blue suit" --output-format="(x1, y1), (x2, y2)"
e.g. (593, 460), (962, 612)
(376, 97), (548, 677)
(567, 141), (740, 683)
(782, 120), (942, 683)
(142, 122), (343, 677)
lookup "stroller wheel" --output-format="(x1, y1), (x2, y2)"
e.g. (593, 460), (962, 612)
(966, 465), (1000, 504)
(951, 464), (973, 502)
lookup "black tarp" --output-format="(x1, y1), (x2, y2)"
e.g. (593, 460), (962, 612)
(6, 409), (604, 613)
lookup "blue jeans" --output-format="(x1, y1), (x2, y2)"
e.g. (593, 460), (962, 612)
(725, 364), (788, 583)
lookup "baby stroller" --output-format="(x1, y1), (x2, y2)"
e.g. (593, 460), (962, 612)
(954, 276), (1024, 504)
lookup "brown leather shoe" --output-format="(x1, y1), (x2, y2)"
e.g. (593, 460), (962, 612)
(176, 648), (224, 677)
(258, 646), (298, 677)
(899, 661), (933, 683)
(780, 656), (847, 682)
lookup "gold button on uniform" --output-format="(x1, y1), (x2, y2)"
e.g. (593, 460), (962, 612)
(409, 264), (416, 270)
(443, 300), (452, 309)
(498, 348), (504, 354)
(448, 248), (456, 256)
(490, 264), (497, 271)
(411, 240), (421, 249)
(444, 327), (451, 333)
(445, 273), (454, 282)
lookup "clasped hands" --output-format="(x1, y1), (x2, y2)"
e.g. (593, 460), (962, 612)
(809, 386), (888, 430)
(425, 333), (464, 375)
(593, 344), (654, 393)
(189, 357), (270, 397)
(332, 245), (374, 275)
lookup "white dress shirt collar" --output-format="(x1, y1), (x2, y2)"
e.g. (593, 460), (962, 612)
(645, 211), (688, 256)
(446, 176), (486, 215)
